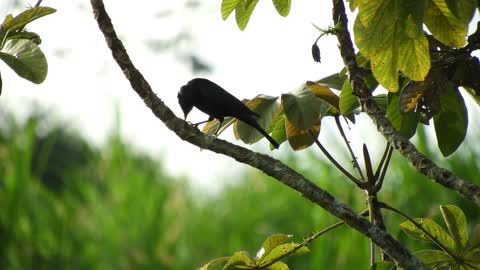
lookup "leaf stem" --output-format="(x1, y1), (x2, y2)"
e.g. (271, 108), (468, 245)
(310, 130), (365, 188)
(335, 115), (365, 181)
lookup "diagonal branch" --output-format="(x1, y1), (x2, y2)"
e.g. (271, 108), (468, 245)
(89, 0), (428, 268)
(331, 0), (480, 205)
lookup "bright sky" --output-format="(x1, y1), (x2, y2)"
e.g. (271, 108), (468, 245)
(1, 1), (479, 191)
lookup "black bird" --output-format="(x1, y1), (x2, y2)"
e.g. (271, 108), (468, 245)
(178, 78), (280, 149)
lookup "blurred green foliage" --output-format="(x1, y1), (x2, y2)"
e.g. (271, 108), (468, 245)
(0, 111), (478, 269)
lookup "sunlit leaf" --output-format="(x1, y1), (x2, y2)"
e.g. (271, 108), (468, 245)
(234, 95), (279, 144)
(266, 261), (289, 270)
(400, 218), (455, 252)
(269, 114), (287, 149)
(440, 205), (467, 252)
(0, 39), (47, 84)
(224, 251), (255, 269)
(285, 117), (320, 151)
(424, 0), (475, 47)
(221, 0), (242, 20)
(199, 256), (230, 270)
(272, 0), (291, 17)
(2, 7), (56, 33)
(257, 234), (292, 262)
(354, 0), (430, 92)
(349, 0), (359, 11)
(433, 86), (468, 157)
(387, 92), (419, 138)
(339, 79), (360, 115)
(235, 0), (259, 31)
(260, 242), (309, 265)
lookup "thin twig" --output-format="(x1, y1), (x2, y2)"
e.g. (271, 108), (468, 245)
(335, 116), (365, 181)
(34, 0), (43, 7)
(310, 131), (365, 188)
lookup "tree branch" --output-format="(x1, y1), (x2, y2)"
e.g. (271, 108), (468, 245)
(89, 0), (429, 268)
(331, 0), (480, 205)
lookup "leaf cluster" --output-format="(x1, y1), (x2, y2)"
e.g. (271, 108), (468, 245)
(0, 6), (56, 95)
(200, 234), (309, 270)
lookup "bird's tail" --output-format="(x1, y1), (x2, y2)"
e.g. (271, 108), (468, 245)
(244, 117), (280, 149)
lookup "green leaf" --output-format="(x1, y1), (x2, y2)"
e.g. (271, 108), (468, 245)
(266, 261), (289, 270)
(386, 92), (419, 138)
(467, 224), (480, 251)
(6, 31), (41, 45)
(433, 86), (468, 157)
(269, 114), (287, 149)
(315, 73), (345, 90)
(424, 0), (476, 47)
(235, 0), (259, 31)
(221, 0), (242, 20)
(260, 243), (309, 265)
(354, 0), (430, 92)
(234, 95), (279, 144)
(414, 250), (453, 267)
(0, 39), (47, 84)
(400, 218), (455, 252)
(368, 261), (396, 270)
(199, 256), (230, 270)
(440, 205), (468, 252)
(465, 247), (480, 264)
(224, 251), (255, 269)
(2, 7), (56, 33)
(339, 79), (360, 115)
(272, 0), (291, 17)
(258, 234), (292, 263)
(281, 86), (324, 130)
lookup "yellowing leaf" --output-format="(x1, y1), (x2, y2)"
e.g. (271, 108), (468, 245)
(285, 117), (320, 151)
(424, 0), (475, 47)
(354, 0), (430, 92)
(234, 95), (279, 144)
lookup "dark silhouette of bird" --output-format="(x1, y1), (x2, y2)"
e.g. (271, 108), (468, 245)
(178, 78), (280, 149)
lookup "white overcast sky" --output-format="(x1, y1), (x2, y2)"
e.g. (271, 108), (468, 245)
(1, 1), (479, 190)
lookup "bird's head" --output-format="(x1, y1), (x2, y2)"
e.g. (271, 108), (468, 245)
(178, 84), (194, 119)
